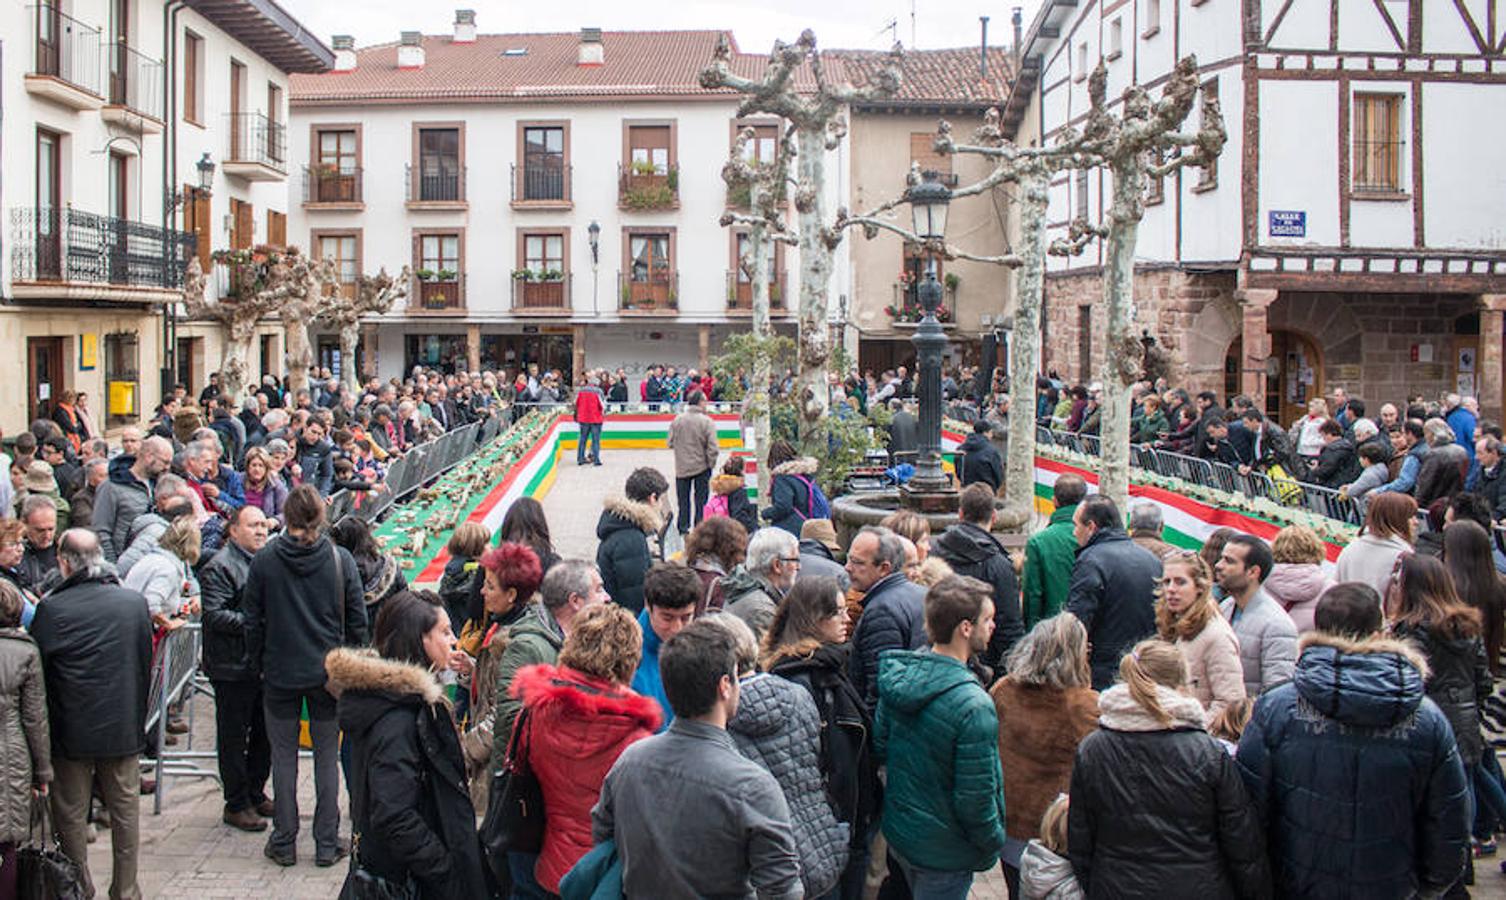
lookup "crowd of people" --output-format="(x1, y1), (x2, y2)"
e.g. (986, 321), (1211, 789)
(2, 358), (1503, 900)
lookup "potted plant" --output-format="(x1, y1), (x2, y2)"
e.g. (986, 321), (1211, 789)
(541, 268), (563, 282)
(511, 268), (533, 282)
(437, 268), (457, 282)
(620, 283), (632, 307)
(415, 268), (436, 282)
(631, 159), (660, 177)
(944, 272), (960, 292)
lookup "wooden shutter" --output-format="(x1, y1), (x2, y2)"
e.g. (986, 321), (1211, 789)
(231, 199), (253, 249)
(184, 185), (212, 271)
(266, 210), (286, 248)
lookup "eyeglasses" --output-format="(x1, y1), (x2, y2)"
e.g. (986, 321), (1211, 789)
(779, 557), (802, 566)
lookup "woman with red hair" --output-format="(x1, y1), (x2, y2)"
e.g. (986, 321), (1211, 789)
(459, 541), (542, 812)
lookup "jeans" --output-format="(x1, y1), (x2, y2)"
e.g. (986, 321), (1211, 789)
(213, 679), (271, 813)
(676, 468), (711, 534)
(508, 851), (554, 899)
(890, 850), (974, 900)
(52, 754), (140, 899)
(264, 685), (341, 855)
(576, 422), (602, 464)
(1474, 754), (1506, 839)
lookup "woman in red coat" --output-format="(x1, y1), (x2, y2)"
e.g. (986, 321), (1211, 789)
(510, 603), (662, 893)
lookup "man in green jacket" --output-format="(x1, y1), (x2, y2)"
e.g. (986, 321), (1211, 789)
(1022, 473), (1088, 628)
(875, 575), (1006, 897)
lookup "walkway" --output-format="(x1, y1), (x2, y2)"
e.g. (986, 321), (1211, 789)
(541, 447), (677, 560)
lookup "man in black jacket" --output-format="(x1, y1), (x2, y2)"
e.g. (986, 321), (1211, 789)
(957, 420), (1003, 492)
(933, 484), (1024, 669)
(1308, 419), (1361, 489)
(200, 505), (272, 832)
(1065, 495), (1163, 689)
(596, 468), (668, 613)
(30, 529), (152, 900)
(244, 485), (367, 867)
(846, 526), (927, 711)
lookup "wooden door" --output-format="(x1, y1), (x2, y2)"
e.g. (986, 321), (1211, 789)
(230, 198), (253, 249)
(27, 338), (64, 423)
(229, 61), (245, 157)
(183, 185), (211, 271)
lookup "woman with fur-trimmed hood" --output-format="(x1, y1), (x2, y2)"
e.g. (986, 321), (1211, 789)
(761, 440), (821, 536)
(326, 591), (488, 900)
(510, 604), (660, 894)
(595, 467), (667, 614)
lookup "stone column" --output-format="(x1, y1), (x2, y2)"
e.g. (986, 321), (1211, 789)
(1234, 289), (1277, 403)
(360, 324), (378, 378)
(698, 324), (710, 373)
(1479, 295), (1506, 422)
(572, 325), (587, 384)
(465, 324), (480, 373)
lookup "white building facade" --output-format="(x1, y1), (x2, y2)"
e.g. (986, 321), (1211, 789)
(1010, 0), (1506, 422)
(289, 18), (851, 383)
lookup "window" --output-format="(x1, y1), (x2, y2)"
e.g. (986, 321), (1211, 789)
(1075, 169), (1089, 220)
(35, 129), (61, 279)
(1078, 306), (1093, 384)
(104, 332), (139, 428)
(183, 184), (210, 271)
(416, 127), (461, 201)
(229, 60), (246, 157)
(267, 83), (282, 127)
(420, 234), (460, 276)
(36, 129), (60, 211)
(1144, 0), (1162, 35)
(517, 232), (567, 309)
(313, 128), (360, 202)
(740, 123), (779, 164)
(627, 125), (671, 175)
(1354, 93), (1404, 193)
(318, 129), (358, 173)
(624, 231), (674, 309)
(733, 232), (784, 309)
(109, 151), (129, 220)
(630, 233), (671, 282)
(266, 210), (286, 248)
(522, 125), (566, 201)
(524, 234), (564, 275)
(1145, 148), (1165, 204)
(316, 232), (358, 297)
(229, 198), (252, 249)
(414, 231), (463, 310)
(1076, 43), (1088, 80)
(183, 31), (203, 123)
(909, 132), (953, 185)
(1108, 19), (1123, 59)
(1196, 79), (1220, 190)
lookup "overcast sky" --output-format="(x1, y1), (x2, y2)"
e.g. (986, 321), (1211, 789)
(279, 0), (1045, 54)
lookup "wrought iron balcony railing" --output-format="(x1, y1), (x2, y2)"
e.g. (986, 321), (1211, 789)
(10, 207), (195, 290)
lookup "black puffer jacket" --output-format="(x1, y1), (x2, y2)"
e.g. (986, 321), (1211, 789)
(933, 521), (1025, 667)
(1392, 621), (1492, 765)
(326, 648), (489, 900)
(1068, 684), (1270, 899)
(957, 433), (1002, 492)
(243, 534), (369, 691)
(199, 541), (256, 682)
(1064, 528), (1162, 689)
(595, 496), (661, 614)
(848, 572), (927, 711)
(1309, 437), (1361, 488)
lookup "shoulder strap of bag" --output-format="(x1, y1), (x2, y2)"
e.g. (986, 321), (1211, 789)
(331, 542), (346, 641)
(793, 475), (814, 520)
(504, 705), (532, 773)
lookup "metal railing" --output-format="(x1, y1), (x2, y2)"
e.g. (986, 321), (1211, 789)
(143, 624), (218, 814)
(302, 165), (363, 204)
(726, 270), (787, 311)
(617, 271), (678, 312)
(1037, 427), (1363, 526)
(107, 41), (163, 119)
(324, 415), (506, 525)
(10, 207), (196, 289)
(413, 274), (465, 311)
(407, 163), (465, 203)
(27, 4), (100, 95)
(512, 163), (572, 203)
(227, 112), (286, 170)
(618, 163), (678, 209)
(511, 273), (572, 311)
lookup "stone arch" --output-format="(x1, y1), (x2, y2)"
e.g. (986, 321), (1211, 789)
(1267, 292), (1365, 367)
(1181, 295), (1241, 392)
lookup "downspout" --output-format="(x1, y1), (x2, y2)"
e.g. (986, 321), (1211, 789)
(161, 0), (186, 403)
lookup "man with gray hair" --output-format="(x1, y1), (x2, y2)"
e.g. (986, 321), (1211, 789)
(116, 474), (194, 577)
(720, 528), (802, 640)
(92, 434), (172, 561)
(846, 525), (928, 710)
(69, 456), (109, 529)
(30, 528), (152, 900)
(1128, 501), (1174, 560)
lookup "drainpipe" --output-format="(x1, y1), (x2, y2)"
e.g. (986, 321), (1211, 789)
(161, 0), (186, 404)
(980, 17), (989, 81)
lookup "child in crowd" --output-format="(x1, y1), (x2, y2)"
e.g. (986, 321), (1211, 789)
(1339, 442), (1391, 511)
(1209, 697), (1254, 755)
(1019, 794), (1083, 900)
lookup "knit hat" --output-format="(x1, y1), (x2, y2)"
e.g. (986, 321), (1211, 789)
(24, 461), (56, 494)
(800, 518), (842, 556)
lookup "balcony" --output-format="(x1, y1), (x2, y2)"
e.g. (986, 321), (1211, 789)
(511, 164), (572, 209)
(406, 164), (466, 209)
(101, 41), (163, 132)
(889, 281), (956, 326)
(24, 6), (103, 110)
(224, 113), (287, 181)
(302, 166), (364, 209)
(618, 164), (679, 211)
(9, 207), (195, 302)
(510, 272), (572, 314)
(411, 273), (464, 314)
(617, 271), (678, 314)
(726, 270), (789, 314)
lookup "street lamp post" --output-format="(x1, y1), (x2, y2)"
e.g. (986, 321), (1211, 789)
(588, 220), (601, 316)
(902, 171), (957, 510)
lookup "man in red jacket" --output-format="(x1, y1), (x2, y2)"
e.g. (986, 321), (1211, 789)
(574, 373), (605, 466)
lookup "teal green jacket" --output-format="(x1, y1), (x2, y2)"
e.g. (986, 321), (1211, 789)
(874, 650), (1006, 872)
(1022, 504), (1078, 628)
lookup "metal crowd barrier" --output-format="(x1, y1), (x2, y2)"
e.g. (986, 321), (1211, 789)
(326, 414), (506, 525)
(1039, 428), (1363, 526)
(143, 623), (219, 815)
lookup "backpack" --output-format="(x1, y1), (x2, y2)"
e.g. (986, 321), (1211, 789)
(703, 493), (730, 520)
(795, 474), (832, 520)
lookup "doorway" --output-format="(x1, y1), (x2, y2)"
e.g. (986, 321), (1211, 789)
(27, 337), (65, 423)
(1226, 329), (1323, 428)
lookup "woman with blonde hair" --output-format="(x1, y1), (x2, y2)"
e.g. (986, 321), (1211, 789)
(510, 603), (661, 894)
(240, 446), (287, 526)
(881, 510), (932, 563)
(1263, 525), (1333, 632)
(1155, 551), (1246, 717)
(990, 614), (1099, 896)
(1067, 640), (1270, 898)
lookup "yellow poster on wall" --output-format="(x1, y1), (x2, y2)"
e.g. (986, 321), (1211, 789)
(80, 333), (98, 370)
(108, 381), (136, 417)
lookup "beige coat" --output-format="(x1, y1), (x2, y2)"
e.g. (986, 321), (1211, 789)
(0, 629), (50, 843)
(667, 408), (720, 478)
(1176, 612), (1247, 717)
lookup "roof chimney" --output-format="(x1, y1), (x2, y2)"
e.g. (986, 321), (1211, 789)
(332, 34), (356, 72)
(578, 27), (604, 66)
(1012, 7), (1024, 68)
(398, 31), (424, 70)
(980, 16), (989, 81)
(453, 9), (476, 44)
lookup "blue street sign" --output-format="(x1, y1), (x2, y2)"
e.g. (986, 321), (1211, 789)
(1269, 210), (1306, 238)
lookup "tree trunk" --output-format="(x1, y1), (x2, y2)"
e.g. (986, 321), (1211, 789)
(748, 182), (774, 511)
(339, 321), (361, 396)
(220, 330), (254, 405)
(793, 127), (832, 441)
(1096, 161), (1147, 512)
(284, 314), (312, 398)
(1002, 167), (1051, 531)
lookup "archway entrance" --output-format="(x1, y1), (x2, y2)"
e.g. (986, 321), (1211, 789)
(1225, 329), (1323, 428)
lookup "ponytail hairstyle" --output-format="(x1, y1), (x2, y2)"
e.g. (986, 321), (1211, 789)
(1117, 639), (1188, 727)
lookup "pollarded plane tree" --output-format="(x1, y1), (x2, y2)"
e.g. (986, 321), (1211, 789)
(317, 266), (411, 396)
(277, 247), (341, 398)
(1044, 56), (1226, 511)
(189, 248), (308, 403)
(700, 30), (902, 435)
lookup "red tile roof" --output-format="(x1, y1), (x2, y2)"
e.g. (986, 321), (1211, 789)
(290, 30), (1012, 107)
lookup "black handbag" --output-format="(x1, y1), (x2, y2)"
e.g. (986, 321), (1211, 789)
(17, 798), (87, 900)
(479, 706), (545, 860)
(337, 834), (419, 900)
